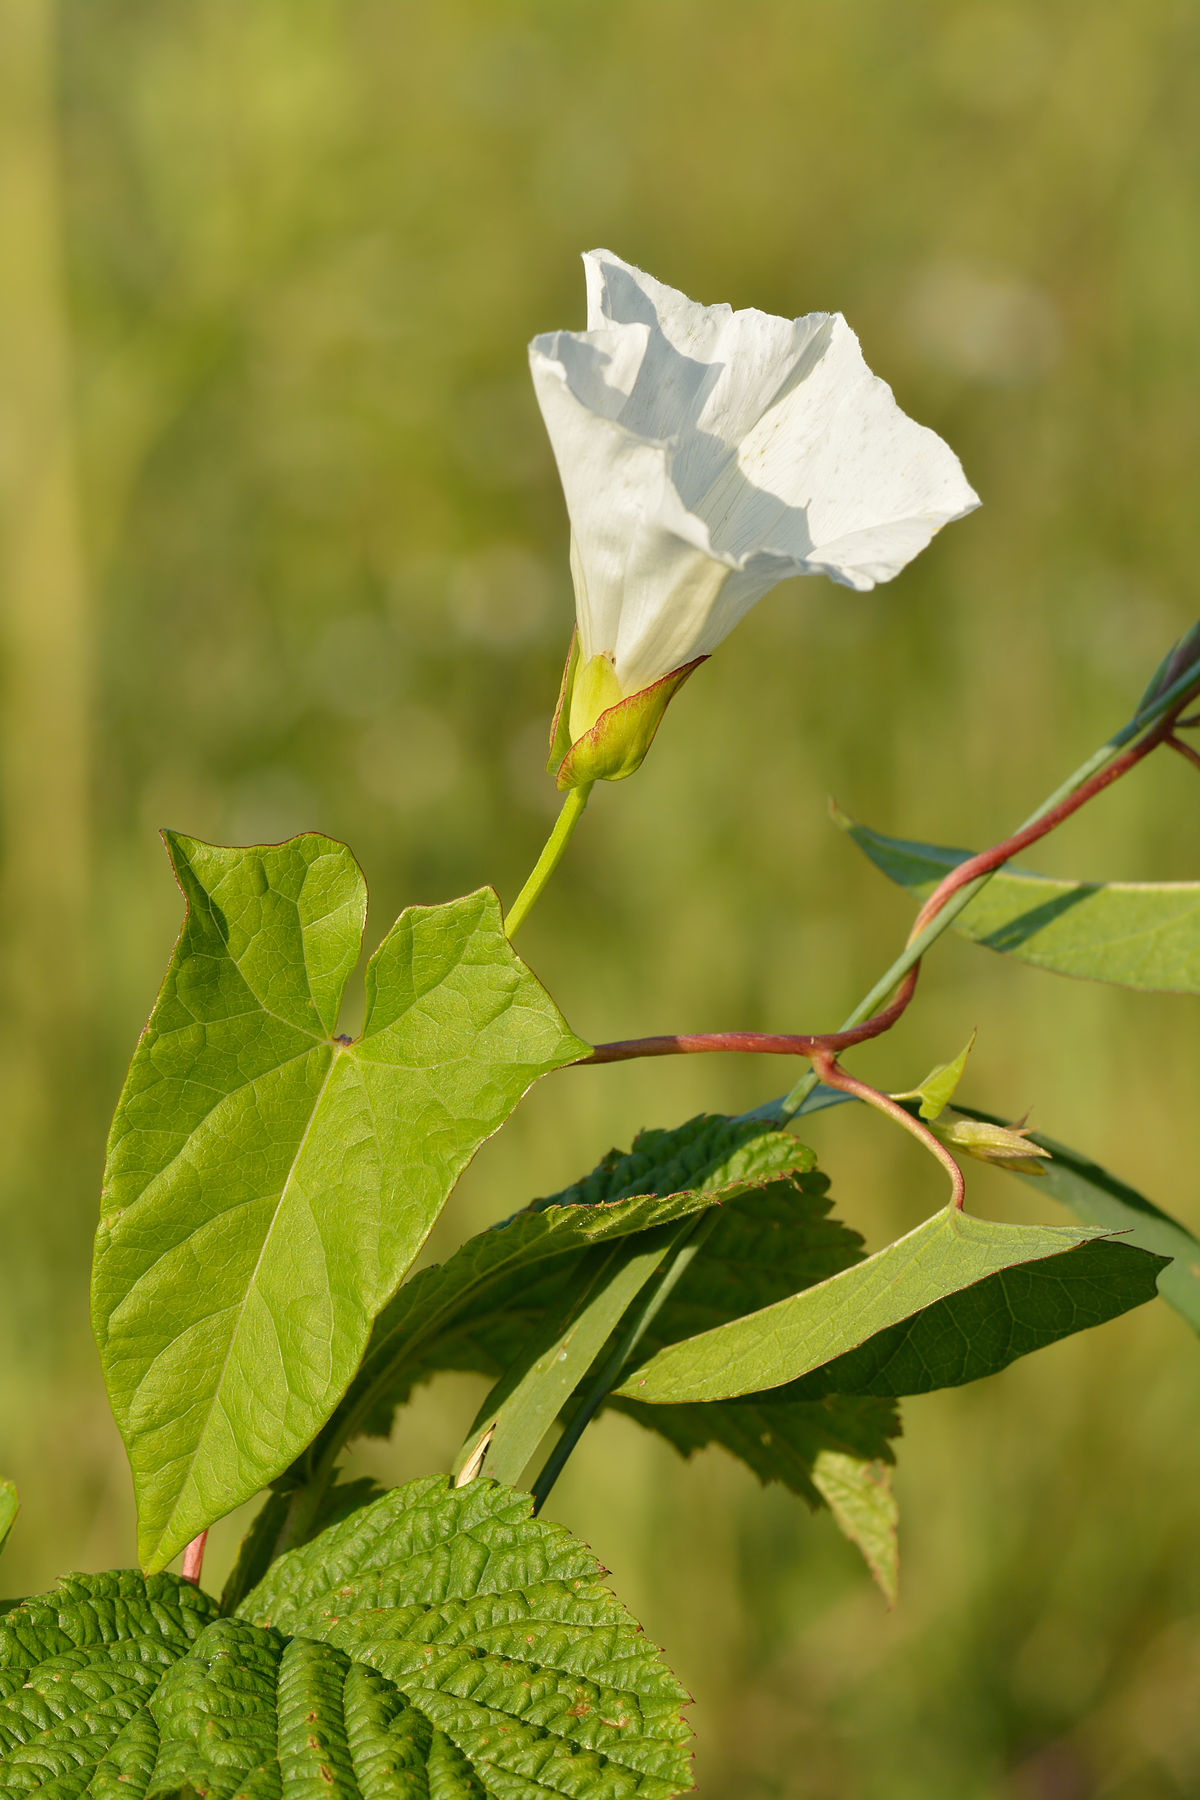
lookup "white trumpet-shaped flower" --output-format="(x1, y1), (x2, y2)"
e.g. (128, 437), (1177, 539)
(530, 250), (980, 788)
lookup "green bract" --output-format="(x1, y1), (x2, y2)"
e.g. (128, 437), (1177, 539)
(92, 833), (586, 1571)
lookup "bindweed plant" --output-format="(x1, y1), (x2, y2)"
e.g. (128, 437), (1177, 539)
(4, 251), (1200, 1800)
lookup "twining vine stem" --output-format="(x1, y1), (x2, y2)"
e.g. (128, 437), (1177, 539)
(521, 656), (1200, 1508)
(581, 678), (1193, 1085)
(180, 1530), (207, 1585)
(809, 1048), (965, 1209)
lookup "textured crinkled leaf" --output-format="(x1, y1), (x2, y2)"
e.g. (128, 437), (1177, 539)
(220, 1478), (388, 1619)
(148, 1477), (692, 1799)
(0, 1485), (15, 1561)
(617, 1208), (1161, 1404)
(840, 814), (1200, 992)
(951, 1104), (1200, 1334)
(318, 1113), (812, 1457)
(0, 1571), (216, 1800)
(93, 834), (586, 1572)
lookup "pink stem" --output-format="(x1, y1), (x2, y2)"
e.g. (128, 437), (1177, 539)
(181, 1530), (208, 1586)
(582, 967), (919, 1066)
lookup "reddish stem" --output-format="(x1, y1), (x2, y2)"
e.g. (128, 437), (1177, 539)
(584, 703), (1182, 1072)
(810, 1047), (965, 1209)
(180, 1530), (208, 1586)
(581, 967), (918, 1066)
(906, 709), (1179, 943)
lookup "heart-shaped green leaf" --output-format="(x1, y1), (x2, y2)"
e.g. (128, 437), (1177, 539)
(93, 834), (586, 1571)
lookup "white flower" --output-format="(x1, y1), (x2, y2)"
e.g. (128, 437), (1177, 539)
(530, 250), (980, 787)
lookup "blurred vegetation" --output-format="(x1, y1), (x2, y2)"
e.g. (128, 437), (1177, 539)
(3, 0), (1200, 1793)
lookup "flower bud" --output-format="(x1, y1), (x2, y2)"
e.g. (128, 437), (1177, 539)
(547, 633), (704, 790)
(934, 1117), (1051, 1176)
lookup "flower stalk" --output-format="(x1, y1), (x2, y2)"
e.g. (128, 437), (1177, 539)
(506, 782), (593, 939)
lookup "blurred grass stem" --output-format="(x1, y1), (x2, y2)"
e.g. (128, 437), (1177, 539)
(505, 782), (593, 939)
(0, 0), (92, 1158)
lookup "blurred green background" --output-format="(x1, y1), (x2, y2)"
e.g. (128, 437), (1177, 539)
(3, 0), (1200, 1793)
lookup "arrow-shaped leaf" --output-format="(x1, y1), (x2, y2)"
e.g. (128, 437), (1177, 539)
(616, 1209), (1164, 1405)
(840, 813), (1200, 993)
(93, 833), (586, 1571)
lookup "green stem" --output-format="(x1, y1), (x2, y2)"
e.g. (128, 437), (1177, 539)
(505, 783), (593, 939)
(776, 660), (1200, 1118)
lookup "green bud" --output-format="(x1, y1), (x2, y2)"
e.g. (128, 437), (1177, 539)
(547, 633), (705, 790)
(935, 1117), (1051, 1176)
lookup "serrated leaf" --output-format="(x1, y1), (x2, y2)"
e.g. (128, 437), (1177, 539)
(93, 833), (586, 1572)
(839, 813), (1200, 992)
(601, 1174), (901, 1596)
(0, 1484), (15, 1560)
(617, 1208), (1165, 1404)
(951, 1103), (1200, 1334)
(146, 1476), (692, 1800)
(0, 1571), (217, 1799)
(316, 1113), (812, 1462)
(811, 1452), (899, 1606)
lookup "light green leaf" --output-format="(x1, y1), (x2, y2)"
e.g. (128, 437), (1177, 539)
(0, 1483), (15, 1560)
(840, 813), (1200, 992)
(951, 1103), (1200, 1334)
(457, 1223), (694, 1488)
(0, 1572), (217, 1798)
(93, 833), (586, 1572)
(145, 1477), (693, 1800)
(617, 1208), (1165, 1405)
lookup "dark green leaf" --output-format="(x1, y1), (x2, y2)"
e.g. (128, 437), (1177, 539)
(839, 812), (1200, 992)
(0, 1571), (217, 1799)
(93, 833), (585, 1571)
(605, 1175), (901, 1598)
(318, 1113), (811, 1460)
(779, 1237), (1166, 1398)
(146, 1477), (692, 1800)
(951, 1103), (1200, 1335)
(617, 1208), (1162, 1404)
